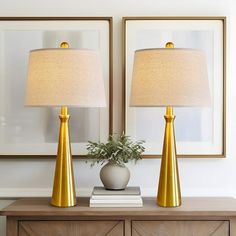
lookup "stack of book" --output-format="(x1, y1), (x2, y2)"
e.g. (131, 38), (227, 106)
(90, 186), (143, 207)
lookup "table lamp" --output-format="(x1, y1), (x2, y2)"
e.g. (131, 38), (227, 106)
(130, 42), (210, 207)
(25, 42), (106, 207)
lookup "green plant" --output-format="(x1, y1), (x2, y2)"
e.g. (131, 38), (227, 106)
(87, 134), (145, 166)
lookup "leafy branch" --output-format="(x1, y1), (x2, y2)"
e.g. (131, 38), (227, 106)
(87, 134), (145, 166)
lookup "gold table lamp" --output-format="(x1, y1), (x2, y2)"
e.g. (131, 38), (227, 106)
(130, 42), (210, 207)
(25, 42), (106, 207)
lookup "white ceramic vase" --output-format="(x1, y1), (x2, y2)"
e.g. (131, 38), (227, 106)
(100, 161), (130, 190)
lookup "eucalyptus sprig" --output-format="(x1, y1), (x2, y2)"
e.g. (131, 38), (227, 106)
(87, 134), (145, 166)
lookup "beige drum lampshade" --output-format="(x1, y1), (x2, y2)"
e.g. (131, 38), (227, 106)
(25, 48), (106, 107)
(130, 48), (210, 107)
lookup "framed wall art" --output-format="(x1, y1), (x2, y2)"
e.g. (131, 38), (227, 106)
(0, 17), (113, 157)
(123, 16), (226, 158)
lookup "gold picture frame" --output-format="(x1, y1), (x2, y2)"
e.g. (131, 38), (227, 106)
(123, 16), (226, 158)
(0, 17), (113, 158)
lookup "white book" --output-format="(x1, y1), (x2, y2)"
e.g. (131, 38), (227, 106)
(92, 186), (141, 196)
(91, 195), (141, 200)
(90, 186), (143, 207)
(90, 202), (143, 208)
(90, 198), (143, 204)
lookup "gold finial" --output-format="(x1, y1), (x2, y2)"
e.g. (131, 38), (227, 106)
(60, 42), (69, 48)
(165, 42), (174, 48)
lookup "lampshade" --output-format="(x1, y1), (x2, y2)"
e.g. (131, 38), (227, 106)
(130, 48), (210, 107)
(25, 48), (106, 107)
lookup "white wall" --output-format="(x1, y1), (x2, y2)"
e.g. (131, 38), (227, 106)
(0, 0), (234, 197)
(0, 0), (235, 233)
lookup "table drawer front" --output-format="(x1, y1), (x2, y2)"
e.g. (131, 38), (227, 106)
(132, 220), (229, 236)
(19, 220), (124, 236)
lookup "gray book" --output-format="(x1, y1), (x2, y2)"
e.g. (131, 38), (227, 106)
(92, 186), (141, 196)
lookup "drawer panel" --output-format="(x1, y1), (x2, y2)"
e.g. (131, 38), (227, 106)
(19, 220), (124, 236)
(132, 220), (229, 236)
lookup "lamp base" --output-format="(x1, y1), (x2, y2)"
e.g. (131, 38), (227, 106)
(157, 106), (181, 207)
(51, 107), (77, 207)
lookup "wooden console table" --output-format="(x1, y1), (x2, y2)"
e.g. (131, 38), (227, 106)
(1, 197), (236, 236)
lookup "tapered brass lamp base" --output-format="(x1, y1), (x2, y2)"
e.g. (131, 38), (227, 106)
(157, 107), (181, 207)
(51, 106), (77, 207)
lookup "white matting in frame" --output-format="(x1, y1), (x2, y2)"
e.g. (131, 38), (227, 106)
(124, 17), (226, 157)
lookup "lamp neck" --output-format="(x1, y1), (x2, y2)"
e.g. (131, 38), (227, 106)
(165, 42), (175, 119)
(165, 106), (175, 122)
(60, 107), (69, 123)
(166, 106), (173, 116)
(60, 106), (68, 116)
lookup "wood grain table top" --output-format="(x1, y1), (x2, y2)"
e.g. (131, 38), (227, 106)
(1, 197), (236, 217)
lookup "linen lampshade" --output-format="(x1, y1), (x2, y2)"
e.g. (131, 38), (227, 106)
(25, 48), (106, 107)
(130, 48), (210, 107)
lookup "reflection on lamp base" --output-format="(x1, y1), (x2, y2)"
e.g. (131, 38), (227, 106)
(157, 106), (181, 207)
(51, 106), (77, 207)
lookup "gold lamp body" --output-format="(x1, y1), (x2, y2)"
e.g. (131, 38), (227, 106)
(157, 42), (181, 207)
(157, 106), (181, 207)
(50, 42), (76, 207)
(51, 106), (76, 207)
